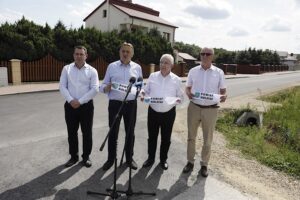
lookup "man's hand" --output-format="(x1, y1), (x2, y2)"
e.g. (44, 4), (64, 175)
(220, 95), (227, 102)
(140, 91), (145, 101)
(104, 83), (112, 93)
(185, 87), (193, 99)
(70, 99), (81, 109)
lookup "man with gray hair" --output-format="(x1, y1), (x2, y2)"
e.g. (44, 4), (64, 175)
(183, 47), (227, 177)
(141, 54), (184, 170)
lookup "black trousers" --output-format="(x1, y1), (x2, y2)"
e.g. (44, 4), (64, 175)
(64, 100), (94, 160)
(107, 100), (137, 162)
(147, 106), (176, 162)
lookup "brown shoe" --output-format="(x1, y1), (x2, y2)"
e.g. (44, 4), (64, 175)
(183, 162), (194, 173)
(200, 166), (208, 177)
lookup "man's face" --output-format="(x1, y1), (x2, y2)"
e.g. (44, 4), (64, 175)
(200, 48), (214, 64)
(73, 48), (87, 64)
(160, 57), (172, 75)
(120, 45), (133, 64)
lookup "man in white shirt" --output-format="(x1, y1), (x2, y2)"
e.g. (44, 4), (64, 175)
(141, 54), (184, 170)
(100, 42), (143, 171)
(183, 47), (227, 177)
(59, 46), (99, 168)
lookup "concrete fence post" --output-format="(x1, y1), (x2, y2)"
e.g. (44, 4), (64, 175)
(149, 63), (155, 74)
(10, 59), (22, 85)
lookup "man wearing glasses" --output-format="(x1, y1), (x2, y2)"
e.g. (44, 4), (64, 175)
(183, 47), (227, 177)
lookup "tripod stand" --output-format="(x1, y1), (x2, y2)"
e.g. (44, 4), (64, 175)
(116, 77), (156, 198)
(87, 77), (136, 199)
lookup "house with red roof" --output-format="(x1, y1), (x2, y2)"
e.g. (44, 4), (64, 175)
(84, 0), (177, 44)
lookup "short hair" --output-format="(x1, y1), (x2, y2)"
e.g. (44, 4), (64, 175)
(120, 42), (134, 54)
(201, 47), (214, 55)
(74, 45), (87, 54)
(160, 54), (174, 65)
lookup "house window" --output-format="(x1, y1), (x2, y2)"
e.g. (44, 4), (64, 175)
(163, 32), (170, 41)
(103, 10), (107, 18)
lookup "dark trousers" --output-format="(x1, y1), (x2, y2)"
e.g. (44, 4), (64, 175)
(107, 100), (137, 162)
(147, 106), (176, 162)
(64, 100), (94, 160)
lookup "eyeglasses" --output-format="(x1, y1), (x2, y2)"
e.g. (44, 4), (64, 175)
(200, 53), (212, 56)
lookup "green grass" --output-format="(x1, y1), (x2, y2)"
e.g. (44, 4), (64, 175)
(217, 87), (300, 178)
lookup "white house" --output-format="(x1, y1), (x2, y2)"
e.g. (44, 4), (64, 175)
(84, 0), (177, 44)
(276, 51), (298, 70)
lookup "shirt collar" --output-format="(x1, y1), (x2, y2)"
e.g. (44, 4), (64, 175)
(159, 71), (172, 78)
(199, 64), (216, 71)
(73, 62), (88, 69)
(118, 60), (132, 67)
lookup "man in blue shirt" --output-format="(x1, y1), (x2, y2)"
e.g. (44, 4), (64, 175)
(100, 42), (143, 171)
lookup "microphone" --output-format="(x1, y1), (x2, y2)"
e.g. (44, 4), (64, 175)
(127, 77), (136, 93)
(135, 77), (143, 99)
(135, 77), (143, 88)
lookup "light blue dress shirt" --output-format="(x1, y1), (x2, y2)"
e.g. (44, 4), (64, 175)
(100, 60), (143, 101)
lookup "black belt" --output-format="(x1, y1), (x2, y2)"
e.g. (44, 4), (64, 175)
(110, 99), (136, 103)
(192, 102), (219, 108)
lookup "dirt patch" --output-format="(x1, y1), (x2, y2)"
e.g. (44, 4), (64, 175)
(173, 93), (300, 200)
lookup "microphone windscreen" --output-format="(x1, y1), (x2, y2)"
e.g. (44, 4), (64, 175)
(129, 77), (136, 83)
(135, 76), (143, 87)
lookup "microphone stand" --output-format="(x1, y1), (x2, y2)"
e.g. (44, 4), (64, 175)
(87, 81), (135, 200)
(114, 84), (156, 198)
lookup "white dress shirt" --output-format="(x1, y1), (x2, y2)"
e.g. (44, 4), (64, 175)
(59, 62), (99, 104)
(143, 71), (184, 113)
(100, 60), (143, 101)
(186, 64), (226, 106)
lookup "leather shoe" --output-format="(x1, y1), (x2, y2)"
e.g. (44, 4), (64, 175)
(102, 160), (114, 171)
(160, 161), (168, 170)
(126, 159), (138, 170)
(65, 157), (78, 167)
(183, 162), (194, 173)
(142, 159), (154, 168)
(200, 166), (208, 177)
(82, 159), (92, 168)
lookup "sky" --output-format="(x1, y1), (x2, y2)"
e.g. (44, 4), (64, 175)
(0, 0), (299, 53)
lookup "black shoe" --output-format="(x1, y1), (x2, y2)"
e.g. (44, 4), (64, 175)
(82, 159), (92, 168)
(160, 161), (168, 170)
(126, 159), (138, 170)
(65, 157), (78, 167)
(183, 162), (194, 173)
(143, 158), (154, 168)
(200, 166), (208, 177)
(102, 160), (114, 171)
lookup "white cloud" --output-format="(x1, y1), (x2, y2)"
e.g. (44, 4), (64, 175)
(184, 0), (232, 20)
(227, 27), (249, 37)
(68, 2), (94, 18)
(295, 0), (300, 7)
(262, 16), (291, 32)
(0, 8), (24, 24)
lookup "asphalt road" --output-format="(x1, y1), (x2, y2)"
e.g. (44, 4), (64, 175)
(0, 71), (300, 200)
(1, 71), (300, 149)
